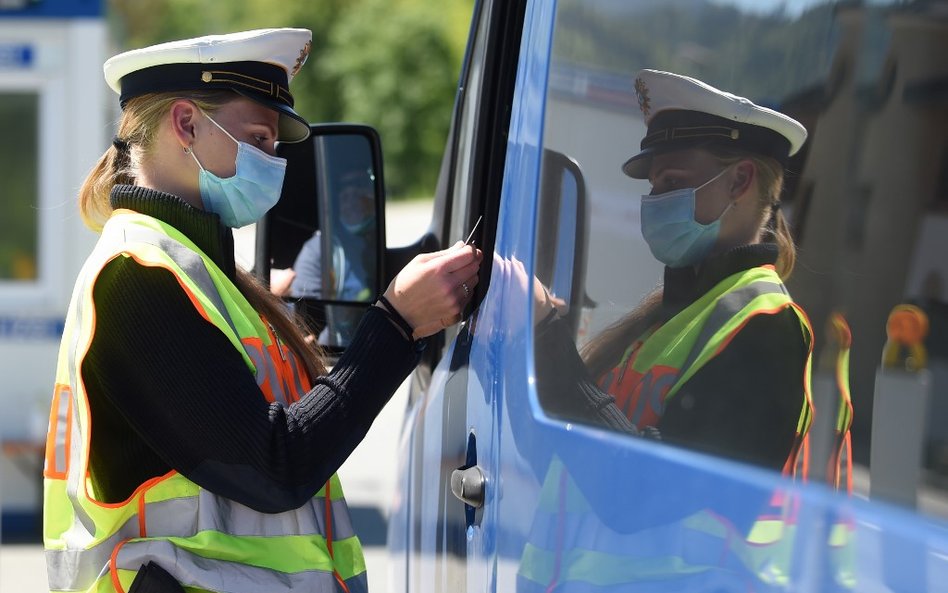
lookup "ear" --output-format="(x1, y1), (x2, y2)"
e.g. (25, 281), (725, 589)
(168, 100), (199, 149)
(729, 159), (756, 201)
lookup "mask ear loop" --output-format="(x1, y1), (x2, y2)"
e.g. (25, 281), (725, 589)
(695, 165), (736, 223)
(695, 165), (732, 193)
(184, 145), (206, 171)
(185, 107), (240, 173)
(198, 107), (240, 144)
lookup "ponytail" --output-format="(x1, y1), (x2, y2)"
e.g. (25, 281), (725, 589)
(770, 205), (796, 280)
(78, 144), (135, 232)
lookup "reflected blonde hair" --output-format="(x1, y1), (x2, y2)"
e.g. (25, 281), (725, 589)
(79, 90), (327, 381)
(711, 147), (795, 279)
(581, 146), (797, 378)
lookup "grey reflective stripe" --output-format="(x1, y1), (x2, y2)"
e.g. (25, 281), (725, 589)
(50, 388), (70, 475)
(64, 264), (97, 539)
(675, 281), (788, 386)
(46, 513), (145, 591)
(47, 493), (357, 591)
(115, 539), (341, 593)
(144, 492), (356, 540)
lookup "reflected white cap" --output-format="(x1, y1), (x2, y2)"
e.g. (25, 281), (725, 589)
(622, 69), (808, 178)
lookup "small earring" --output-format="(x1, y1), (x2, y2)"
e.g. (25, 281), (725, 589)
(183, 146), (192, 154)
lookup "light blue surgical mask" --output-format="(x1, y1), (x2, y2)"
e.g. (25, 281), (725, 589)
(640, 167), (734, 268)
(187, 112), (287, 228)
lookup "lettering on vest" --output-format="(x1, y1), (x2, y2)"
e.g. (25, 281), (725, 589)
(241, 337), (310, 406)
(599, 351), (680, 429)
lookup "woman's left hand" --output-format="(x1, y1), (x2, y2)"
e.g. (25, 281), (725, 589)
(383, 242), (483, 339)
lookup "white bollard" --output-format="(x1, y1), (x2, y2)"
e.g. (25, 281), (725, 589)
(870, 368), (932, 508)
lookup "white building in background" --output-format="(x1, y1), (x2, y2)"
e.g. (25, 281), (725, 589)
(0, 0), (106, 539)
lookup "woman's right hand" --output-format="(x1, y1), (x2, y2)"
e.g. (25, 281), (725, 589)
(382, 242), (483, 339)
(492, 253), (567, 327)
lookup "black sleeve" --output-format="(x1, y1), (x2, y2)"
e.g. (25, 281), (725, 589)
(82, 255), (420, 513)
(658, 308), (808, 472)
(533, 315), (639, 435)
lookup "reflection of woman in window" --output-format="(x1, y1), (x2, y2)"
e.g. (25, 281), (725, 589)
(520, 70), (827, 592)
(290, 168), (377, 302)
(537, 69), (813, 473)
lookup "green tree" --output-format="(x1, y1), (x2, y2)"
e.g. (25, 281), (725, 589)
(107, 0), (474, 200)
(325, 0), (471, 197)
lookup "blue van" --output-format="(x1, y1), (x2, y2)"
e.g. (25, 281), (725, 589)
(263, 0), (948, 590)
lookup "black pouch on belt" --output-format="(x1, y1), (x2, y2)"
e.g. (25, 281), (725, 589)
(128, 561), (186, 593)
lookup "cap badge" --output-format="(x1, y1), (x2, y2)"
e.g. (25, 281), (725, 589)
(292, 40), (312, 77)
(634, 76), (651, 120)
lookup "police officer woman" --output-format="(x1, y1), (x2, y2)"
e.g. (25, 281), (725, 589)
(43, 29), (480, 593)
(538, 68), (813, 473)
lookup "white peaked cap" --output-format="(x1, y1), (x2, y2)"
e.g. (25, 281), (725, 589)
(104, 28), (313, 142)
(623, 69), (808, 178)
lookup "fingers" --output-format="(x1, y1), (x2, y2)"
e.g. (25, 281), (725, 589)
(433, 243), (483, 274)
(385, 241), (484, 338)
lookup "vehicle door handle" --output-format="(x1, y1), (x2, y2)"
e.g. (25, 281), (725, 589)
(450, 465), (486, 508)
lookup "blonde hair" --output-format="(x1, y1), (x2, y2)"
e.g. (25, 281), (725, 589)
(710, 147), (795, 280)
(79, 90), (328, 382)
(79, 91), (235, 231)
(581, 146), (798, 377)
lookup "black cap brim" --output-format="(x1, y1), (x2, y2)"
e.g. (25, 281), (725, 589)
(233, 89), (310, 143)
(621, 148), (655, 179)
(622, 110), (793, 179)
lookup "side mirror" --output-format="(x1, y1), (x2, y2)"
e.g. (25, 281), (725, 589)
(255, 124), (387, 352)
(536, 149), (592, 338)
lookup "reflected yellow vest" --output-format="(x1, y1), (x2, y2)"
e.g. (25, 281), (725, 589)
(43, 210), (367, 593)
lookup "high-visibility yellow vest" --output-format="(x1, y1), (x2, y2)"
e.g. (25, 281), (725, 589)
(597, 264), (813, 468)
(519, 265), (815, 592)
(43, 210), (367, 593)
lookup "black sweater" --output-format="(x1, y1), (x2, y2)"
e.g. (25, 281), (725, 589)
(81, 185), (421, 513)
(535, 243), (808, 472)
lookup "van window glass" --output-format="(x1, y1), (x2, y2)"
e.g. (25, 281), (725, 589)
(531, 0), (948, 521)
(0, 93), (38, 281)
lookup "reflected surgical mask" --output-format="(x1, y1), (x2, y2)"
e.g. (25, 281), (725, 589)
(187, 112), (287, 228)
(342, 216), (374, 234)
(640, 167), (734, 268)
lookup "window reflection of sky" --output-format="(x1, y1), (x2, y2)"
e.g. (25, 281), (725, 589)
(712, 0), (898, 16)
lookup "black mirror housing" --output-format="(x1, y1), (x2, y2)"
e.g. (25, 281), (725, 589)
(255, 124), (387, 351)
